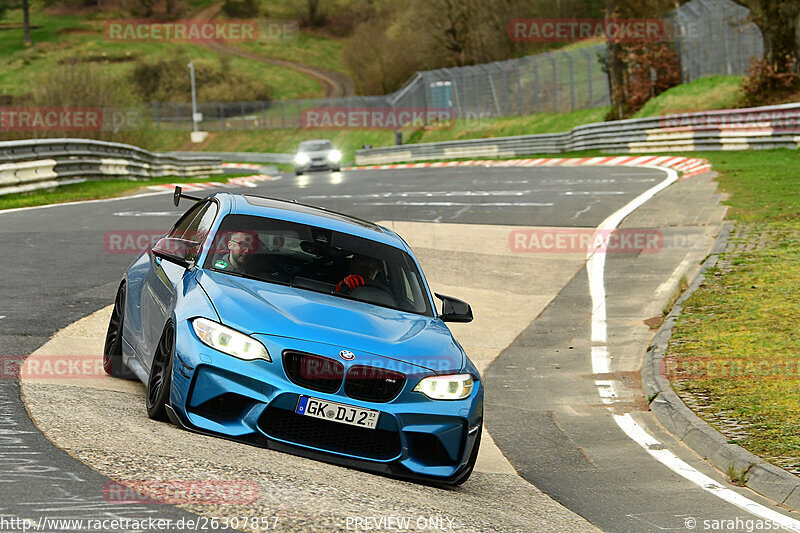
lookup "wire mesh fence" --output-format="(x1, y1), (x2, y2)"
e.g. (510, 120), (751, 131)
(669, 0), (763, 82)
(148, 44), (610, 130)
(147, 0), (768, 131)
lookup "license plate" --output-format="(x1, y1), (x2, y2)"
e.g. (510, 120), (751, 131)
(295, 396), (379, 429)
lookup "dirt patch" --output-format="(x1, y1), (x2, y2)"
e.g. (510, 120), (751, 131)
(57, 27), (100, 35)
(643, 315), (665, 329)
(0, 24), (43, 31)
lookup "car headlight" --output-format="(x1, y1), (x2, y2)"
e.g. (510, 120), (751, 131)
(294, 153), (310, 165)
(327, 149), (342, 163)
(191, 318), (271, 362)
(413, 374), (474, 400)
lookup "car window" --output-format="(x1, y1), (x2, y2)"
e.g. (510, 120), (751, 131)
(168, 202), (205, 239)
(299, 141), (333, 151)
(170, 201), (218, 244)
(204, 214), (433, 316)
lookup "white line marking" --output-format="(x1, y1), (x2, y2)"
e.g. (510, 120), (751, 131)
(113, 211), (177, 217)
(595, 380), (618, 404)
(564, 191), (625, 195)
(0, 190), (172, 215)
(571, 205), (592, 220)
(616, 414), (800, 532)
(591, 346), (610, 374)
(586, 165), (800, 526)
(357, 201), (554, 207)
(0, 316), (5, 320)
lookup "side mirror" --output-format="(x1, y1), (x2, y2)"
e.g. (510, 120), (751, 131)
(151, 237), (200, 268)
(434, 293), (473, 323)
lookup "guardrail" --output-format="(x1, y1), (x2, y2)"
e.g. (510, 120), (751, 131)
(355, 103), (800, 165)
(0, 138), (223, 196)
(166, 151), (293, 164)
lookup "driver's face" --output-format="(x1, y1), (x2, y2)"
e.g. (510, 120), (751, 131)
(228, 232), (258, 263)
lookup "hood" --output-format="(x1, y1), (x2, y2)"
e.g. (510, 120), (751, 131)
(303, 149), (332, 157)
(197, 270), (464, 373)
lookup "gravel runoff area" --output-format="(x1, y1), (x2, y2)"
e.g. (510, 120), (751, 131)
(21, 221), (598, 533)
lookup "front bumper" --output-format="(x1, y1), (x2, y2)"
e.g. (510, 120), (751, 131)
(169, 321), (483, 483)
(295, 157), (339, 171)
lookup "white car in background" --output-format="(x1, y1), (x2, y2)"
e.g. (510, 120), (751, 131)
(294, 139), (342, 175)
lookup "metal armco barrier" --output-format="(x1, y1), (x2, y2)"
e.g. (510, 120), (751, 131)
(166, 151), (293, 164)
(0, 138), (223, 196)
(355, 103), (800, 165)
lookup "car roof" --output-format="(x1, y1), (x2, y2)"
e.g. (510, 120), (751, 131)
(213, 193), (409, 251)
(299, 139), (333, 146)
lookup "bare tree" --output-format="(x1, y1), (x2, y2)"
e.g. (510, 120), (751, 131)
(22, 0), (31, 46)
(732, 0), (800, 74)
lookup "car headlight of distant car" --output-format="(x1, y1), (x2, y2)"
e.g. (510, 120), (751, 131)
(327, 150), (342, 163)
(413, 374), (474, 400)
(294, 153), (310, 166)
(192, 318), (271, 362)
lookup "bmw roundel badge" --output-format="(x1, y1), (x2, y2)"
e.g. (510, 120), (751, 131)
(339, 350), (355, 360)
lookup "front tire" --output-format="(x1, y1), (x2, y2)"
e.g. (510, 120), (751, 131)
(146, 323), (174, 421)
(103, 283), (136, 379)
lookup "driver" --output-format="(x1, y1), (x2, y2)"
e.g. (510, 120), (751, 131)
(214, 231), (263, 276)
(335, 254), (381, 293)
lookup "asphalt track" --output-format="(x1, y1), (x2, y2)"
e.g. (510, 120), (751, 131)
(1, 165), (797, 532)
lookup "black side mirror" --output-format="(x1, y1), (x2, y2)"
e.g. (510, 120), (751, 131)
(151, 237), (200, 268)
(435, 293), (473, 323)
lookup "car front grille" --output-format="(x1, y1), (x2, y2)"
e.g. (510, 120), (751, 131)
(258, 405), (401, 460)
(283, 351), (343, 393)
(345, 365), (406, 403)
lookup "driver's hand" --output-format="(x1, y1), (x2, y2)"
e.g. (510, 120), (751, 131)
(336, 274), (365, 293)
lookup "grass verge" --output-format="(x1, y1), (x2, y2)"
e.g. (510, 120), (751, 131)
(664, 149), (800, 472)
(0, 174), (250, 211)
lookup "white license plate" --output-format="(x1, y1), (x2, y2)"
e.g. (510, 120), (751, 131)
(295, 396), (379, 429)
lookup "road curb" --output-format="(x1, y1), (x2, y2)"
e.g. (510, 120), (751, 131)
(642, 220), (800, 509)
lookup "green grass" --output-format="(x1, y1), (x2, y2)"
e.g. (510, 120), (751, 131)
(409, 108), (610, 143)
(239, 28), (347, 74)
(140, 107), (613, 162)
(700, 150), (800, 223)
(664, 148), (800, 469)
(633, 76), (745, 118)
(0, 173), (250, 211)
(0, 10), (323, 100)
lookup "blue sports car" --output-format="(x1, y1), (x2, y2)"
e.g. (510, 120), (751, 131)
(103, 188), (483, 485)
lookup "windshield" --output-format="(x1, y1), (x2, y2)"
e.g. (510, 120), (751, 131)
(298, 141), (333, 152)
(204, 214), (433, 317)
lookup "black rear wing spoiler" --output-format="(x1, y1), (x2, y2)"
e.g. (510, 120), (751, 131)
(173, 186), (203, 206)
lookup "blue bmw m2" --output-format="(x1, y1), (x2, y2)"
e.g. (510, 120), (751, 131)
(103, 188), (482, 485)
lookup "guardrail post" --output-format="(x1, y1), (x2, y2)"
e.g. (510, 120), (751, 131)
(580, 48), (593, 108)
(544, 53), (557, 113)
(561, 51), (575, 112)
(529, 57), (540, 114)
